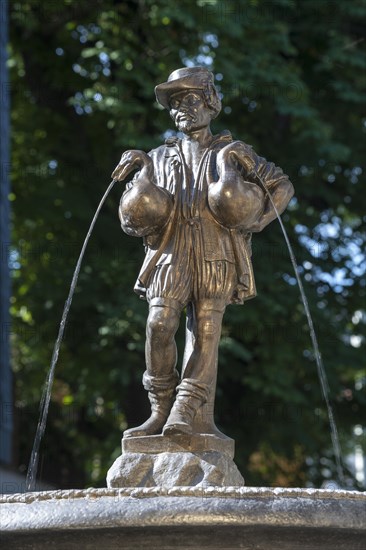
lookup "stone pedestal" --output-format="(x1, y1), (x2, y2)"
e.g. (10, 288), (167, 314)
(107, 433), (244, 487)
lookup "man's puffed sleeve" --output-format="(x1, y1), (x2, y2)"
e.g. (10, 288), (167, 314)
(244, 147), (294, 232)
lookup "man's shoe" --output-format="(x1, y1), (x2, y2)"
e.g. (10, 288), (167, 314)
(123, 412), (168, 438)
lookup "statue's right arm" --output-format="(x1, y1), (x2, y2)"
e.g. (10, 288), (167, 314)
(115, 149), (173, 238)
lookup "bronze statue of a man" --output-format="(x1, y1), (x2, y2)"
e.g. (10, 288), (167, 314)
(112, 67), (294, 439)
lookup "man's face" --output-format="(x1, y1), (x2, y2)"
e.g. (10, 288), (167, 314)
(169, 90), (212, 133)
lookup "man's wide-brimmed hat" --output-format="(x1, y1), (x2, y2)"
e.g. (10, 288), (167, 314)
(155, 67), (216, 110)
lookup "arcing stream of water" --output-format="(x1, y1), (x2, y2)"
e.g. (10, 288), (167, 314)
(255, 171), (346, 486)
(25, 179), (118, 492)
(26, 174), (345, 491)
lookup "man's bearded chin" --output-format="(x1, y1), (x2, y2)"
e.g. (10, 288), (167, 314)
(176, 117), (196, 133)
(175, 117), (196, 133)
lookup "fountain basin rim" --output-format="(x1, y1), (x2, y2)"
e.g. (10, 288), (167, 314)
(1, 485), (365, 505)
(1, 486), (365, 534)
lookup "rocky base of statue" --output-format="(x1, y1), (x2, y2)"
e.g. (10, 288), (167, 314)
(106, 433), (244, 488)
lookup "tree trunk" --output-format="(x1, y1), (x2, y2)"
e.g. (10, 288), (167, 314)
(0, 0), (13, 466)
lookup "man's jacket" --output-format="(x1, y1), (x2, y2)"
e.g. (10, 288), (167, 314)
(122, 131), (294, 304)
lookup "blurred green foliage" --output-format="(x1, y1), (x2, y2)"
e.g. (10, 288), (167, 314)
(8, 0), (366, 489)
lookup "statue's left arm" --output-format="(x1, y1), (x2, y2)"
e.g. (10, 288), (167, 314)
(240, 144), (295, 232)
(209, 141), (294, 232)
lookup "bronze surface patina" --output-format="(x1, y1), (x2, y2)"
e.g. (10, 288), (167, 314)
(110, 67), (294, 485)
